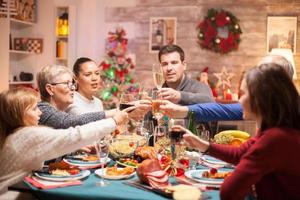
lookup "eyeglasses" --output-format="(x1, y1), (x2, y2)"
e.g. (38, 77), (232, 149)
(50, 81), (76, 90)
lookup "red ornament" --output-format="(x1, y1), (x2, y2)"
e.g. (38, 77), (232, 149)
(130, 79), (135, 84)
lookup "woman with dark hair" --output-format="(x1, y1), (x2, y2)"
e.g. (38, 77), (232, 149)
(67, 57), (104, 114)
(176, 63), (300, 200)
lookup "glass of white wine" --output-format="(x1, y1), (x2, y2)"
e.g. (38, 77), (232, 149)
(152, 64), (164, 89)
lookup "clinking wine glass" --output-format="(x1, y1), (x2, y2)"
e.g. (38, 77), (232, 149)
(152, 64), (164, 89)
(151, 89), (163, 122)
(119, 93), (135, 134)
(95, 137), (111, 187)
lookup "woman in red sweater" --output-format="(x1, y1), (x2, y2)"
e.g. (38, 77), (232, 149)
(181, 63), (300, 200)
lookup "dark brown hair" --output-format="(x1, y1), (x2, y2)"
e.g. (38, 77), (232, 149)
(73, 57), (94, 77)
(158, 44), (185, 63)
(0, 87), (40, 147)
(246, 63), (300, 131)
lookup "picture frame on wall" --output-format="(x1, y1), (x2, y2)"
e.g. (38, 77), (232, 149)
(11, 0), (36, 22)
(149, 17), (177, 53)
(267, 16), (297, 54)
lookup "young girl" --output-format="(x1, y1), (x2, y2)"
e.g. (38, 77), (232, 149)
(0, 87), (128, 194)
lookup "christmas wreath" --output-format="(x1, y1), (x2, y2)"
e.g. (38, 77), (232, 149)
(197, 8), (242, 54)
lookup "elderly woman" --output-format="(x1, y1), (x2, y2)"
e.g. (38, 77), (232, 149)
(37, 65), (148, 129)
(67, 57), (104, 114)
(177, 63), (300, 200)
(0, 87), (128, 197)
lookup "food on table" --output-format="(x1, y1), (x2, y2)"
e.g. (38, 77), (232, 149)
(137, 159), (169, 188)
(106, 165), (135, 176)
(109, 139), (137, 158)
(213, 130), (250, 146)
(48, 161), (80, 176)
(154, 137), (170, 153)
(202, 168), (231, 179)
(135, 146), (157, 160)
(166, 185), (201, 200)
(82, 155), (98, 162)
(118, 158), (140, 168)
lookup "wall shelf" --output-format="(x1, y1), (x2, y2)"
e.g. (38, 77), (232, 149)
(9, 81), (35, 85)
(9, 50), (36, 55)
(10, 18), (35, 27)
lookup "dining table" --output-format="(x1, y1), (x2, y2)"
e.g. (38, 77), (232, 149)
(15, 163), (222, 200)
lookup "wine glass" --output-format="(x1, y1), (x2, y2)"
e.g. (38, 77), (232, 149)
(151, 89), (164, 122)
(118, 93), (135, 134)
(169, 119), (186, 166)
(119, 93), (135, 111)
(137, 120), (154, 146)
(152, 64), (164, 89)
(95, 137), (111, 187)
(153, 125), (169, 155)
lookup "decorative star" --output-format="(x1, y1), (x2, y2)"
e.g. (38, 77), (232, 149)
(214, 66), (235, 90)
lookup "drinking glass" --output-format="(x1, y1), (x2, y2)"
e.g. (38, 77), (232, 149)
(153, 126), (169, 155)
(152, 64), (164, 89)
(151, 89), (163, 122)
(137, 120), (154, 146)
(95, 137), (111, 187)
(169, 119), (187, 168)
(118, 93), (135, 134)
(119, 93), (135, 111)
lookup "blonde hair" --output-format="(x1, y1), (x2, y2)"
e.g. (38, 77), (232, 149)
(0, 87), (40, 147)
(37, 65), (73, 101)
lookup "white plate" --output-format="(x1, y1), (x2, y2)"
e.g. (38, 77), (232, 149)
(95, 168), (136, 180)
(201, 155), (229, 167)
(184, 169), (231, 186)
(63, 157), (111, 167)
(34, 170), (90, 182)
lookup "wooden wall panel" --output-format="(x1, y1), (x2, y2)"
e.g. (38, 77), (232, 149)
(105, 0), (300, 90)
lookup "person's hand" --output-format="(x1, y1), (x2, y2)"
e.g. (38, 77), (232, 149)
(112, 109), (129, 126)
(158, 88), (181, 103)
(128, 100), (151, 121)
(78, 144), (96, 154)
(171, 125), (209, 152)
(159, 100), (189, 118)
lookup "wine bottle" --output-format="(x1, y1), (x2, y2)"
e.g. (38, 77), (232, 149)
(187, 111), (197, 134)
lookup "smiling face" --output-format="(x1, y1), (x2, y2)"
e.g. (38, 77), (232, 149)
(160, 52), (186, 85)
(23, 101), (42, 126)
(238, 78), (257, 121)
(48, 73), (75, 111)
(76, 61), (101, 99)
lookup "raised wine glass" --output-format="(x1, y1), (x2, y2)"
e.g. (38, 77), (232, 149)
(152, 64), (164, 89)
(118, 93), (135, 134)
(151, 89), (163, 122)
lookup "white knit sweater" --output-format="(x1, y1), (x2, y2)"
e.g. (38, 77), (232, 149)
(0, 118), (116, 193)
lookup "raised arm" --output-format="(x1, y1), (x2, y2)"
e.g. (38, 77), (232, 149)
(188, 103), (243, 123)
(38, 102), (105, 128)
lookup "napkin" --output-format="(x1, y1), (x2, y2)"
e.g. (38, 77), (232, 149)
(24, 176), (82, 189)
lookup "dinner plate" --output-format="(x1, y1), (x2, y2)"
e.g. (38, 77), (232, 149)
(201, 155), (229, 167)
(34, 170), (90, 182)
(63, 157), (111, 167)
(95, 168), (136, 180)
(185, 169), (232, 186)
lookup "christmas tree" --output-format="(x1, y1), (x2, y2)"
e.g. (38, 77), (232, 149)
(99, 27), (139, 109)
